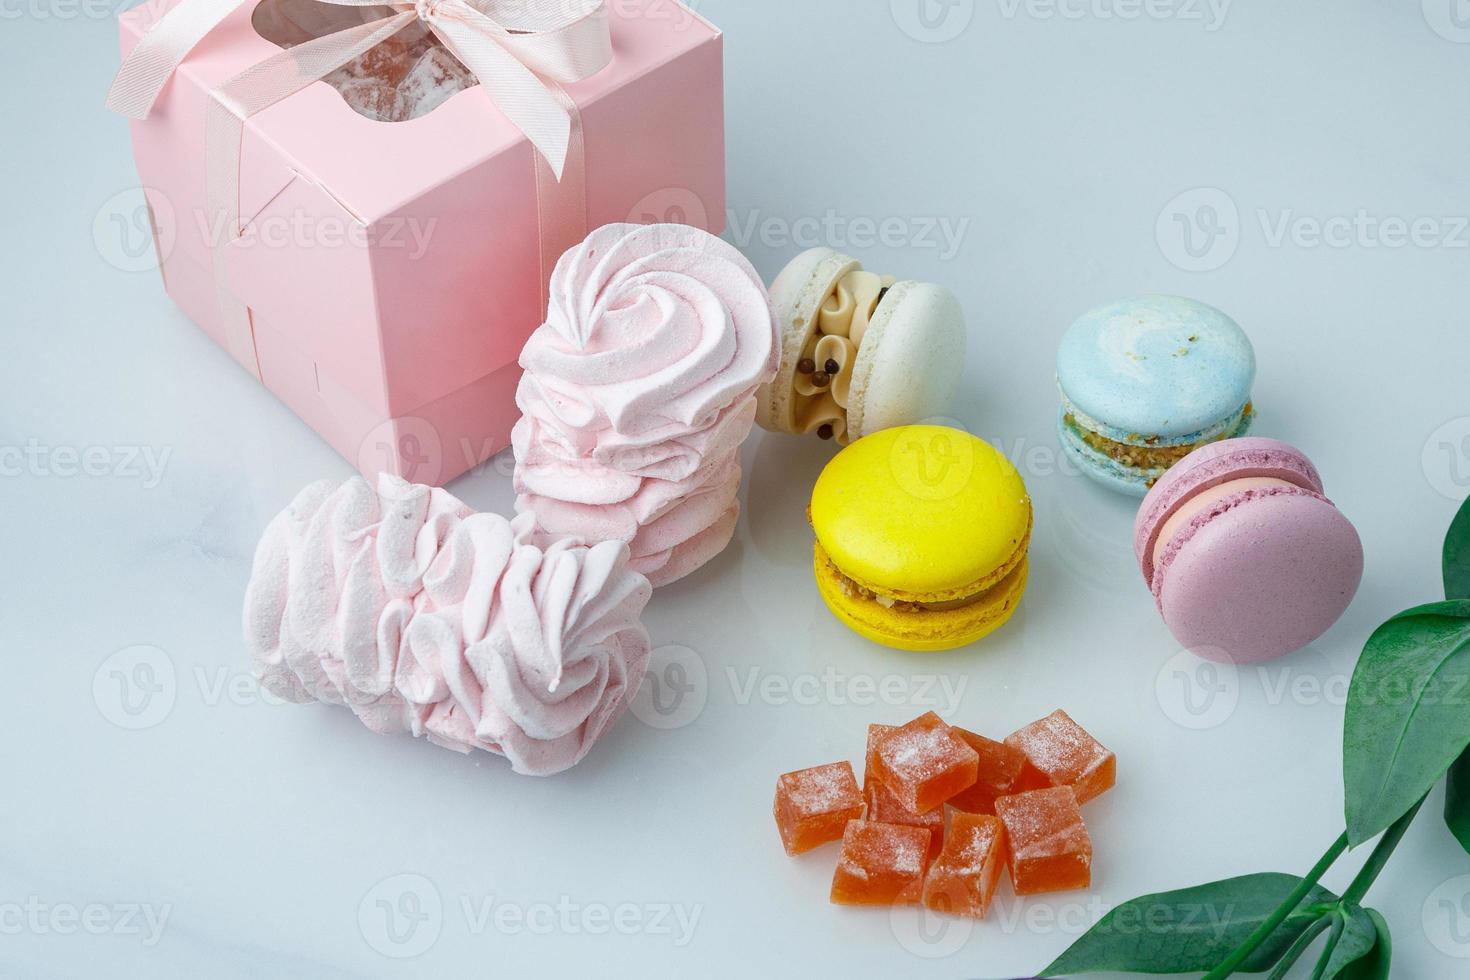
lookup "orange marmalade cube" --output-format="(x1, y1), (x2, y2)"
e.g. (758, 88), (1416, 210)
(830, 820), (932, 906)
(872, 712), (979, 814)
(864, 723), (899, 790)
(1005, 710), (1116, 804)
(774, 762), (864, 856)
(994, 787), (1092, 895)
(922, 813), (1007, 919)
(866, 777), (944, 862)
(947, 728), (1026, 815)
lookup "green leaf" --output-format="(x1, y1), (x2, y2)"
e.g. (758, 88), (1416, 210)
(1320, 906), (1380, 978)
(1343, 601), (1470, 846)
(1448, 746), (1470, 856)
(1447, 496), (1470, 601)
(1443, 498), (1470, 856)
(1332, 908), (1391, 980)
(1042, 873), (1337, 976)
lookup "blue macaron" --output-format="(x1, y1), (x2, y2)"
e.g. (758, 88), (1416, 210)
(1056, 295), (1256, 497)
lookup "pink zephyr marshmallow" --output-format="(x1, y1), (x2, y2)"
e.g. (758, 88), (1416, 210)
(513, 223), (779, 587)
(243, 475), (653, 776)
(1133, 437), (1364, 665)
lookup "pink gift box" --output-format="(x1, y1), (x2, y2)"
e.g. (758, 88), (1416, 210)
(117, 0), (726, 485)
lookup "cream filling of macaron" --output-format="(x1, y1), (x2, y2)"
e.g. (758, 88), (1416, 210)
(821, 516), (1032, 615)
(832, 563), (996, 613)
(1064, 402), (1255, 477)
(1150, 477), (1299, 572)
(791, 270), (896, 444)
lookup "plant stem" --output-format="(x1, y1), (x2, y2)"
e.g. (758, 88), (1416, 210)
(1265, 914), (1333, 980)
(1201, 833), (1349, 980)
(1341, 797), (1426, 906)
(1308, 915), (1345, 980)
(1205, 802), (1427, 980)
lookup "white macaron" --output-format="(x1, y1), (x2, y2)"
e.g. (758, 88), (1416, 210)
(756, 248), (967, 444)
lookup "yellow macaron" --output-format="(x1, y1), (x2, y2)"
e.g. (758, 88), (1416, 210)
(809, 425), (1032, 651)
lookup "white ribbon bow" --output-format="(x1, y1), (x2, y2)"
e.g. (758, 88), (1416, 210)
(107, 0), (613, 179)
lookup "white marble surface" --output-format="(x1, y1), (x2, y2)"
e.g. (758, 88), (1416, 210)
(6, 1), (1470, 977)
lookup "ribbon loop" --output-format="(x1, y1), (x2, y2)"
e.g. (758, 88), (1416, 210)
(426, 2), (579, 177)
(108, 0), (613, 178)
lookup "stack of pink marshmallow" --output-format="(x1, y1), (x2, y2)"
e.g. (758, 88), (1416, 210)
(243, 475), (652, 776)
(513, 224), (779, 587)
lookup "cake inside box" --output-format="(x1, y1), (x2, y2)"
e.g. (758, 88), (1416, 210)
(252, 0), (479, 122)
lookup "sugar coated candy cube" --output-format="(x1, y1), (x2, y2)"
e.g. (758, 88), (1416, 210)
(399, 47), (477, 118)
(331, 77), (408, 123)
(864, 722), (943, 860)
(947, 728), (1026, 815)
(865, 778), (944, 862)
(994, 787), (1092, 895)
(774, 762), (864, 856)
(863, 723), (898, 790)
(922, 813), (1007, 919)
(348, 36), (417, 88)
(871, 712), (978, 814)
(830, 820), (932, 906)
(1005, 709), (1116, 804)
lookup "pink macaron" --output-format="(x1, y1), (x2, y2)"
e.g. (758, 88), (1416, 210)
(1133, 437), (1364, 664)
